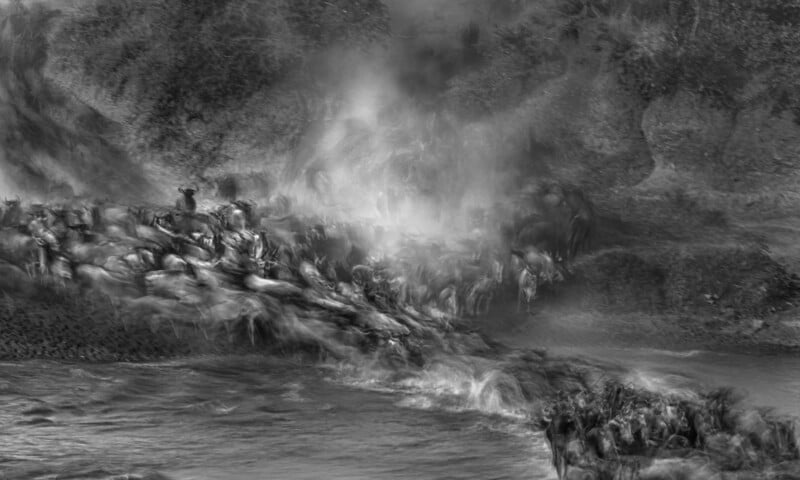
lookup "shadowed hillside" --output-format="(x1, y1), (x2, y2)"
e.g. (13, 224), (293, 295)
(0, 1), (160, 202)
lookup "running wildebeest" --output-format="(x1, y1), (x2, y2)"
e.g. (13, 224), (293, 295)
(2, 197), (23, 228)
(562, 187), (595, 260)
(512, 247), (563, 314)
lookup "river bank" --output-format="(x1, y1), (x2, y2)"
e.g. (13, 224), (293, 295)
(4, 258), (800, 363)
(478, 304), (800, 357)
(4, 273), (800, 478)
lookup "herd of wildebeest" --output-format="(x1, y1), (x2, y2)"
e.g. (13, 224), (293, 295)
(540, 378), (800, 479)
(0, 180), (594, 323)
(3, 184), (800, 480)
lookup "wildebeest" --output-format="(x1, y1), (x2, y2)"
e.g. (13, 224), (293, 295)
(544, 412), (581, 480)
(176, 186), (198, 214)
(512, 247), (563, 314)
(0, 259), (30, 292)
(32, 227), (61, 277)
(438, 284), (460, 317)
(231, 200), (255, 229)
(464, 276), (496, 316)
(463, 251), (505, 316)
(0, 228), (38, 273)
(1, 197), (23, 228)
(74, 264), (139, 298)
(510, 183), (596, 263)
(305, 165), (332, 205)
(212, 201), (253, 232)
(91, 204), (137, 237)
(514, 220), (567, 261)
(563, 187), (595, 260)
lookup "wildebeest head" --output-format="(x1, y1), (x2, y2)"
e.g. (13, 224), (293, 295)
(177, 186), (199, 214)
(178, 185), (198, 197)
(541, 253), (565, 283)
(4, 195), (21, 206)
(232, 199), (255, 222)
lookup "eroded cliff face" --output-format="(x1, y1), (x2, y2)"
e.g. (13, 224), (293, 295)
(5, 0), (800, 227)
(0, 4), (166, 203)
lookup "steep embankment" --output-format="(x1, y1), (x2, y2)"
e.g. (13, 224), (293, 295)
(13, 0), (800, 217)
(2, 0), (800, 343)
(0, 2), (161, 202)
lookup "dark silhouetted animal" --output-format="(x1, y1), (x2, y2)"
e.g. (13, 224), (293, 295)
(176, 187), (198, 214)
(2, 198), (23, 228)
(563, 187), (595, 260)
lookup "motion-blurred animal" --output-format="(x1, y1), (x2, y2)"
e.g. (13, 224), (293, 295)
(515, 220), (566, 261)
(1, 197), (23, 228)
(512, 247), (563, 314)
(305, 166), (332, 205)
(0, 229), (38, 273)
(563, 187), (595, 260)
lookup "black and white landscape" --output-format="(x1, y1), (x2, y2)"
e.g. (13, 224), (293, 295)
(1, 1), (800, 479)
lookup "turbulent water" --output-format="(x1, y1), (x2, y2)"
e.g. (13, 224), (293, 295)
(0, 355), (556, 480)
(3, 334), (800, 480)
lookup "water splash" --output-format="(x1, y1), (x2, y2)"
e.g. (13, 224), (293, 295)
(331, 354), (532, 420)
(622, 368), (702, 402)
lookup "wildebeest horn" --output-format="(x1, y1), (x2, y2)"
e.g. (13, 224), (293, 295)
(192, 184), (199, 193)
(179, 187), (185, 194)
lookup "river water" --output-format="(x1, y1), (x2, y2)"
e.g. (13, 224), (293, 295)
(0, 356), (555, 480)
(2, 335), (799, 479)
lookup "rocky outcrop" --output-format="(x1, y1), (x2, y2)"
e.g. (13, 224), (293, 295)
(638, 91), (736, 191)
(570, 245), (799, 319)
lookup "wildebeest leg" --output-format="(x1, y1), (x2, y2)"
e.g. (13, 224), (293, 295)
(38, 246), (48, 276)
(482, 290), (493, 315)
(477, 292), (486, 316)
(526, 275), (538, 315)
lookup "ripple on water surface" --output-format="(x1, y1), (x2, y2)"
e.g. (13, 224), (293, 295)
(0, 357), (557, 480)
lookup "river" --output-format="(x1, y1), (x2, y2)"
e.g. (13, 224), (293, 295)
(0, 356), (555, 480)
(2, 328), (800, 479)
